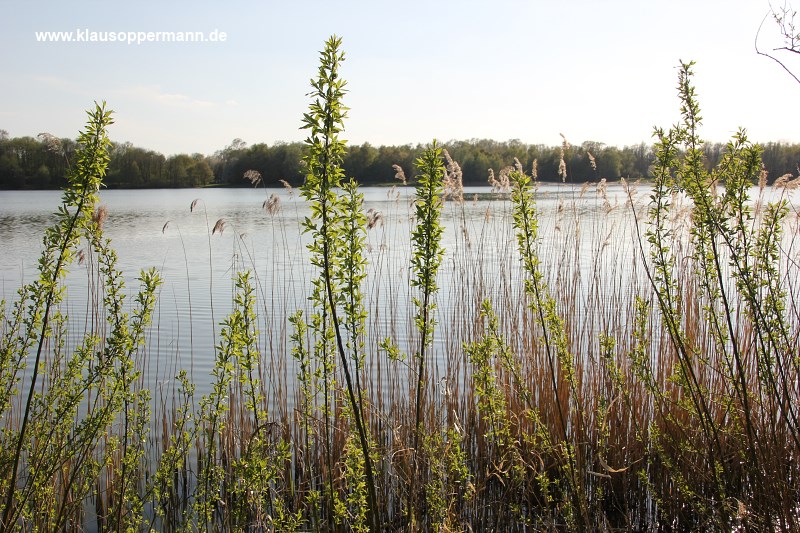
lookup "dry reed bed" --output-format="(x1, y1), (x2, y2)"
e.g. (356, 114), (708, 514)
(142, 179), (798, 530)
(2, 176), (799, 531)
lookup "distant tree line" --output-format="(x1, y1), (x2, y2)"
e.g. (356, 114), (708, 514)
(0, 128), (797, 189)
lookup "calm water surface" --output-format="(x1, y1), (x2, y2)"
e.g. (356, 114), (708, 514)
(0, 183), (729, 402)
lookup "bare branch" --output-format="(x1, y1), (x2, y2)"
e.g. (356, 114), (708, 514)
(756, 10), (800, 84)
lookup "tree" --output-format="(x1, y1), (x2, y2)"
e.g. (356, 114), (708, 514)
(213, 138), (248, 184)
(0, 154), (23, 188)
(596, 146), (622, 180)
(33, 164), (51, 188)
(756, 2), (800, 84)
(187, 154), (213, 186)
(129, 160), (143, 186)
(165, 154), (191, 187)
(345, 142), (379, 183)
(461, 150), (491, 185)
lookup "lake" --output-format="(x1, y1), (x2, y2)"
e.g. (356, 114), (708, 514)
(2, 183), (793, 408)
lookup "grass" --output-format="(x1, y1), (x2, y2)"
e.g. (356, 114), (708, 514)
(1, 49), (799, 532)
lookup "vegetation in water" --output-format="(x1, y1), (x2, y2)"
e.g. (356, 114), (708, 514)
(1, 38), (799, 532)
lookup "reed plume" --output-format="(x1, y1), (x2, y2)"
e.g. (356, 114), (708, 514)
(392, 164), (407, 185)
(244, 169), (263, 187)
(92, 204), (108, 230)
(279, 179), (294, 196)
(263, 193), (281, 215)
(212, 218), (226, 235)
(442, 149), (464, 202)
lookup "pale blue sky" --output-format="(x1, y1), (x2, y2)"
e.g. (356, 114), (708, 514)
(1, 0), (798, 156)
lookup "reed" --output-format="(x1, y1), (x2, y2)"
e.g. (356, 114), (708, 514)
(0, 46), (798, 532)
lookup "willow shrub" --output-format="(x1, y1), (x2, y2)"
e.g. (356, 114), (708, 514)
(636, 60), (799, 529)
(0, 103), (162, 531)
